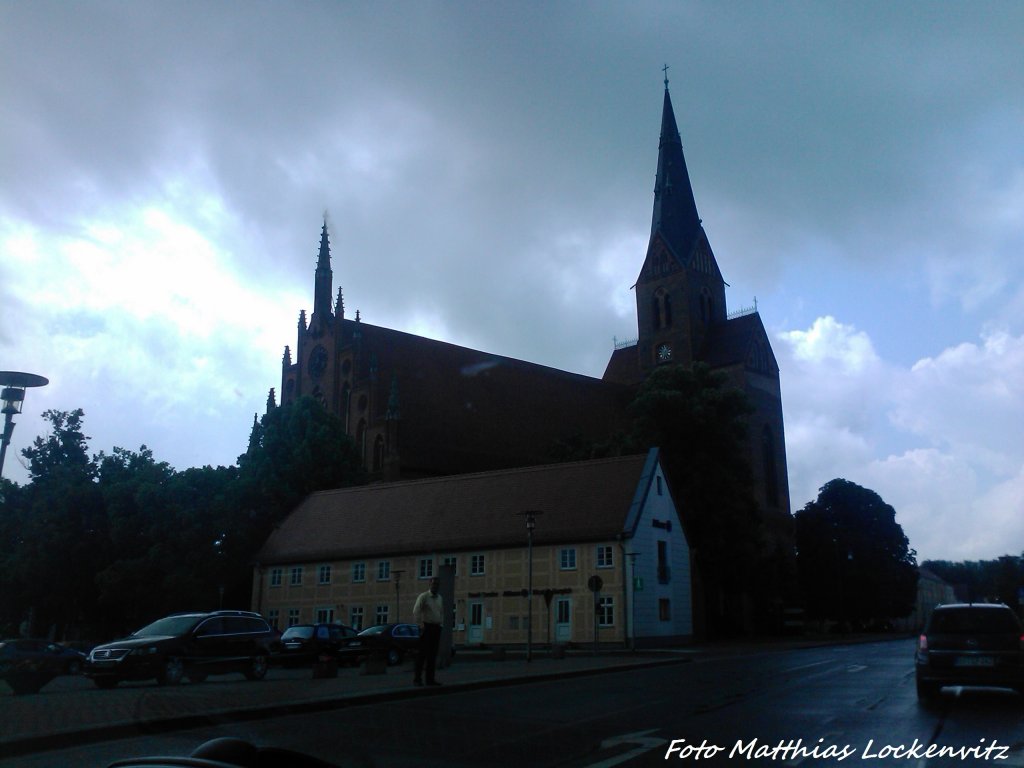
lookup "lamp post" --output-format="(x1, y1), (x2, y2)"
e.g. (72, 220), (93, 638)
(0, 371), (49, 479)
(626, 552), (641, 651)
(213, 532), (227, 609)
(515, 510), (543, 662)
(393, 569), (405, 621)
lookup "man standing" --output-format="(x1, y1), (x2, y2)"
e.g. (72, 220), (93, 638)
(412, 576), (443, 686)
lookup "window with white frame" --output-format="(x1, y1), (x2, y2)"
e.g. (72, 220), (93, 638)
(470, 554), (485, 576)
(290, 566), (303, 586)
(377, 560), (391, 581)
(596, 545), (613, 569)
(352, 562), (366, 583)
(287, 608), (300, 627)
(559, 548), (577, 570)
(442, 555), (457, 574)
(375, 605), (389, 625)
(315, 607), (335, 623)
(418, 557), (433, 579)
(597, 596), (614, 627)
(270, 568), (283, 587)
(267, 609), (279, 629)
(318, 564), (332, 584)
(350, 606), (364, 630)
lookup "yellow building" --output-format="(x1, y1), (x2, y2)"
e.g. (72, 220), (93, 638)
(252, 449), (692, 648)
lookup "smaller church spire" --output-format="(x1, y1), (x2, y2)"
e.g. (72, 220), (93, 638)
(246, 413), (263, 456)
(316, 217), (331, 272)
(266, 388), (277, 412)
(336, 287), (345, 320)
(282, 345), (292, 366)
(312, 218), (334, 321)
(298, 309), (307, 332)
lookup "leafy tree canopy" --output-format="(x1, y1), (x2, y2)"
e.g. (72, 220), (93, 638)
(795, 479), (917, 624)
(629, 363), (760, 565)
(237, 396), (364, 526)
(22, 408), (95, 482)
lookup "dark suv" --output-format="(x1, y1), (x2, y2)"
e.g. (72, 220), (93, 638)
(85, 610), (277, 689)
(915, 603), (1024, 701)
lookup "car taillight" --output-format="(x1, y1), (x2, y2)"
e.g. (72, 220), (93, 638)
(918, 634), (928, 652)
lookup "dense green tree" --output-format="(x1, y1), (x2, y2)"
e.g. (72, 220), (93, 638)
(0, 398), (366, 640)
(795, 479), (917, 626)
(4, 409), (105, 638)
(237, 396), (364, 531)
(629, 363), (781, 635)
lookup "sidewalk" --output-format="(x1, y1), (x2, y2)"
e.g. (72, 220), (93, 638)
(3, 635), (906, 759)
(1, 650), (694, 759)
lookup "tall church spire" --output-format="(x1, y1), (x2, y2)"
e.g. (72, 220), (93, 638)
(312, 218), (334, 321)
(651, 79), (702, 260)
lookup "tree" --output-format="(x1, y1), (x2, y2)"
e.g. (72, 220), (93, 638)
(795, 479), (917, 627)
(629, 363), (781, 635)
(237, 396), (364, 558)
(5, 409), (104, 638)
(923, 555), (1023, 606)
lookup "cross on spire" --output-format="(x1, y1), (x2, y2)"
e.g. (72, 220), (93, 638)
(662, 63), (670, 90)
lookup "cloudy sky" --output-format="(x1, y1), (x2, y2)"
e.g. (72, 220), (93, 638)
(2, 1), (1021, 563)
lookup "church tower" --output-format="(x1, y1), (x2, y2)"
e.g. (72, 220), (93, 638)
(620, 79), (729, 376)
(604, 77), (791, 520)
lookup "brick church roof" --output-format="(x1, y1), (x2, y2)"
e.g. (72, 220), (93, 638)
(255, 451), (656, 565)
(346, 319), (635, 477)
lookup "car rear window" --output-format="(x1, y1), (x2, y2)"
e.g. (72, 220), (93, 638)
(282, 626), (314, 640)
(930, 608), (1021, 634)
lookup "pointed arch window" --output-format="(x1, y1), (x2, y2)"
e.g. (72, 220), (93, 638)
(341, 383), (351, 432)
(700, 288), (713, 325)
(355, 419), (367, 464)
(652, 288), (673, 330)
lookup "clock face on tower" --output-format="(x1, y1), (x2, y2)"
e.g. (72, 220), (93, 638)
(657, 343), (673, 363)
(308, 344), (328, 379)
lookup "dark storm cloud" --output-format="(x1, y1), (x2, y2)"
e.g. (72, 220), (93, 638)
(2, 1), (1021, 557)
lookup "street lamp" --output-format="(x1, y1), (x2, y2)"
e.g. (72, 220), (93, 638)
(0, 371), (49, 479)
(626, 552), (641, 651)
(213, 532), (227, 609)
(515, 510), (544, 662)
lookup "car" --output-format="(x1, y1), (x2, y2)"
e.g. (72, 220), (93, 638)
(84, 610), (277, 689)
(346, 623), (421, 666)
(915, 602), (1024, 702)
(0, 638), (87, 694)
(274, 623), (359, 667)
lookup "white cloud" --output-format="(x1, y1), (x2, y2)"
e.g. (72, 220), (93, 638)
(779, 318), (1023, 560)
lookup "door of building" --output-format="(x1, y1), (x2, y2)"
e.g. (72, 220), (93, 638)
(554, 597), (572, 643)
(467, 601), (484, 645)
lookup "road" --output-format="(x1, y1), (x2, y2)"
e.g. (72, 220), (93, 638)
(4, 639), (1023, 767)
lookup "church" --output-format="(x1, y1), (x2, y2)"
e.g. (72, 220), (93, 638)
(269, 81), (790, 520)
(255, 80), (794, 639)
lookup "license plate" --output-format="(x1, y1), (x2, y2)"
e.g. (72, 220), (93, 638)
(954, 656), (995, 667)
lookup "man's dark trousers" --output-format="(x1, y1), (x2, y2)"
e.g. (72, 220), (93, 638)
(415, 623), (441, 684)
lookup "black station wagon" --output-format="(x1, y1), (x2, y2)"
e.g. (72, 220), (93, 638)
(85, 610), (277, 688)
